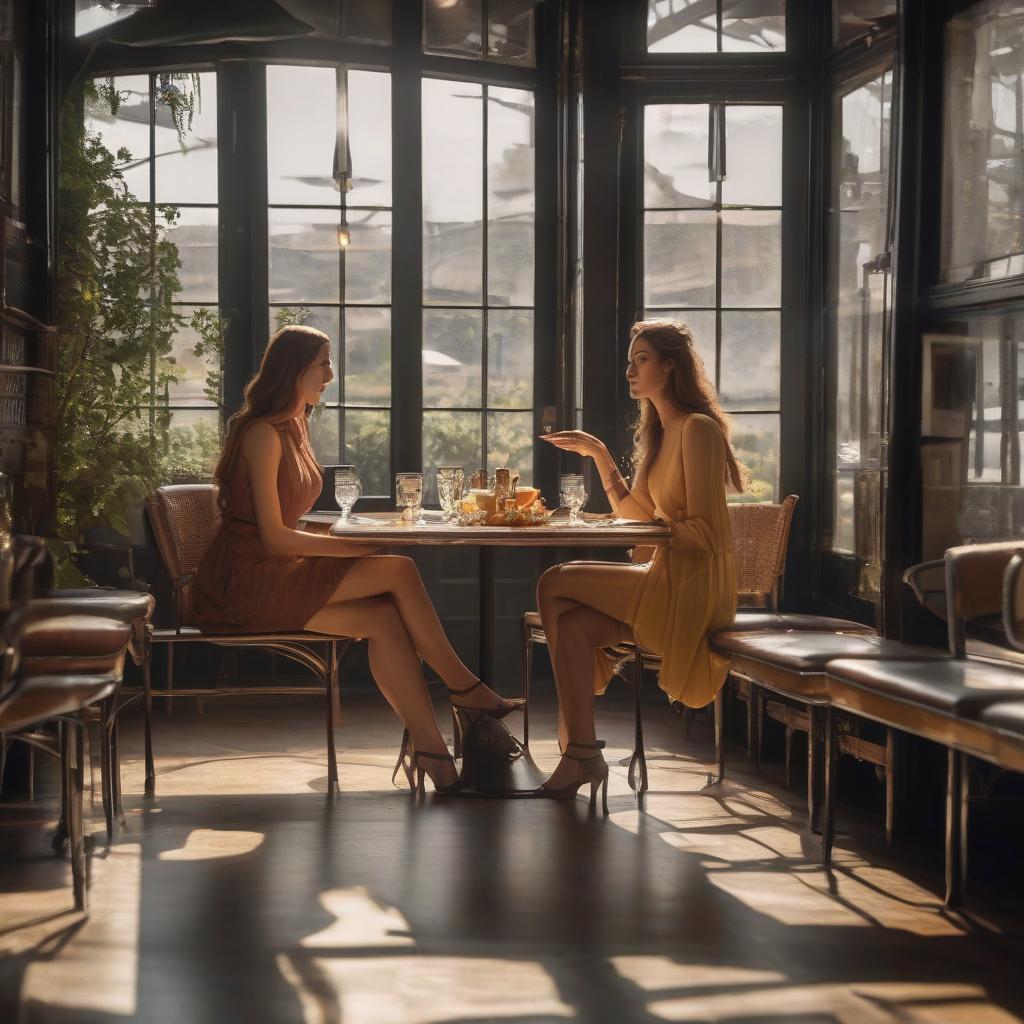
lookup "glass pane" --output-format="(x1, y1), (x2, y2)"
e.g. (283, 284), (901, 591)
(162, 207), (218, 303)
(487, 87), (535, 307)
(309, 406), (341, 464)
(344, 210), (391, 304)
(833, 471), (856, 553)
(723, 105), (783, 207)
(721, 0), (785, 53)
(154, 72), (217, 205)
(269, 208), (340, 303)
(730, 413), (780, 501)
(423, 309), (482, 408)
(833, 1), (898, 48)
(644, 210), (717, 307)
(721, 210), (781, 308)
(267, 66), (338, 206)
(487, 411), (534, 485)
(488, 0), (536, 64)
(942, 4), (1024, 283)
(644, 104), (714, 209)
(423, 79), (483, 305)
(163, 409), (222, 483)
(347, 71), (392, 207)
(76, 0), (139, 36)
(166, 305), (220, 407)
(642, 309), (717, 381)
(268, 306), (342, 405)
(424, 411), (482, 499)
(345, 307), (391, 408)
(84, 75), (151, 202)
(344, 409), (390, 496)
(647, 0), (717, 53)
(297, 0), (391, 44)
(424, 0), (483, 58)
(487, 310), (533, 408)
(719, 311), (781, 411)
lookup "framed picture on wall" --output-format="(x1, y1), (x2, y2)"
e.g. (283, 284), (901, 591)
(921, 333), (978, 439)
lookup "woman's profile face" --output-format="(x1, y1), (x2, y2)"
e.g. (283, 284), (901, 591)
(626, 336), (671, 400)
(296, 343), (334, 407)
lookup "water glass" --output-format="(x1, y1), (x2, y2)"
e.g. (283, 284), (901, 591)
(437, 467), (465, 522)
(334, 465), (361, 522)
(396, 472), (424, 524)
(559, 473), (588, 527)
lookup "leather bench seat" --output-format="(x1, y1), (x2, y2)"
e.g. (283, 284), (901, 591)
(34, 591), (155, 657)
(709, 630), (948, 701)
(0, 673), (119, 734)
(20, 615), (131, 676)
(523, 608), (874, 633)
(962, 701), (1024, 774)
(825, 657), (1024, 764)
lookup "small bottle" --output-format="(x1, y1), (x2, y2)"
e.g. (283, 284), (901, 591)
(494, 467), (511, 500)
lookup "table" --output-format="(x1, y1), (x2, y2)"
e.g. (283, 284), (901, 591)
(302, 510), (670, 681)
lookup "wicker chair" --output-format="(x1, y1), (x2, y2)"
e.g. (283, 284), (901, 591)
(520, 495), (800, 803)
(144, 484), (355, 795)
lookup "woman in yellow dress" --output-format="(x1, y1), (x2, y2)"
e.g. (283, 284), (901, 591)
(536, 319), (742, 803)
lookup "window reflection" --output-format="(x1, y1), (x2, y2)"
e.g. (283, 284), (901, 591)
(921, 319), (1024, 557)
(423, 0), (536, 65)
(832, 1), (898, 49)
(942, 3), (1024, 284)
(647, 0), (785, 54)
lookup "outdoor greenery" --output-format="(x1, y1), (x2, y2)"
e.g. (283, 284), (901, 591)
(55, 76), (223, 577)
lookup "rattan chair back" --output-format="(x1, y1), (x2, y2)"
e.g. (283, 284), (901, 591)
(728, 495), (798, 610)
(145, 485), (222, 628)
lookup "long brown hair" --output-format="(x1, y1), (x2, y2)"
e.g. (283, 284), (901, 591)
(629, 319), (745, 493)
(213, 325), (329, 499)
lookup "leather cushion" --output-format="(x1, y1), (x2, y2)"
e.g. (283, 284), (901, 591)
(0, 674), (118, 732)
(20, 615), (131, 659)
(38, 590), (155, 624)
(710, 630), (943, 672)
(826, 657), (1024, 713)
(726, 611), (874, 633)
(973, 701), (1024, 737)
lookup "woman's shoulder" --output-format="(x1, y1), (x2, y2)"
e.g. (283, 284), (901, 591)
(240, 419), (286, 455)
(680, 412), (722, 437)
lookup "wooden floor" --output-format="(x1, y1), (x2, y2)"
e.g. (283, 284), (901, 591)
(1, 686), (1023, 1024)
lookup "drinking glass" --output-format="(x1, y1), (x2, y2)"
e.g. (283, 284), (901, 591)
(559, 473), (588, 527)
(436, 467), (465, 523)
(333, 465), (361, 523)
(395, 472), (424, 524)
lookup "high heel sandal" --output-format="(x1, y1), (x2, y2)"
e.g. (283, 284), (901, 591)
(535, 741), (609, 813)
(448, 680), (525, 758)
(392, 728), (480, 797)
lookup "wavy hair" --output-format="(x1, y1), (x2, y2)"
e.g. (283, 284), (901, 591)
(629, 319), (745, 493)
(213, 325), (330, 499)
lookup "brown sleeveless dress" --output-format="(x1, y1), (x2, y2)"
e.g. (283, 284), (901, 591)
(192, 416), (356, 632)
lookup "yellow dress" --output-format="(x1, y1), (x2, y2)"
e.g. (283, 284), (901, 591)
(597, 413), (737, 708)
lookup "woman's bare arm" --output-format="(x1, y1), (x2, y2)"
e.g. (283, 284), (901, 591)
(243, 422), (380, 557)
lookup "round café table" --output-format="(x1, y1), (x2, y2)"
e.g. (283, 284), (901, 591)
(301, 510), (671, 794)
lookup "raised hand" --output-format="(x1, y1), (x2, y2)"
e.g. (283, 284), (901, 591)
(539, 430), (608, 462)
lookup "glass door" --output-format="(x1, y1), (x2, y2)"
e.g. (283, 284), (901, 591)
(825, 62), (896, 622)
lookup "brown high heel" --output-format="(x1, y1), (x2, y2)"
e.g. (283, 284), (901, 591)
(448, 680), (525, 758)
(535, 741), (609, 813)
(392, 729), (480, 797)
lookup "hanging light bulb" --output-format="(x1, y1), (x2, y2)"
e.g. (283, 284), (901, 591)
(337, 216), (351, 248)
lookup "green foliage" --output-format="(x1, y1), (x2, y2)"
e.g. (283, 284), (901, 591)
(56, 77), (224, 550)
(731, 426), (778, 503)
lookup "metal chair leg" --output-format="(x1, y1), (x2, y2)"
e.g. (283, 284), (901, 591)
(521, 622), (533, 751)
(944, 748), (969, 908)
(707, 687), (725, 785)
(822, 706), (836, 866)
(325, 641), (340, 793)
(62, 719), (87, 911)
(884, 727), (896, 848)
(143, 643), (155, 798)
(627, 652), (648, 803)
(165, 641), (175, 717)
(808, 705), (824, 833)
(751, 684), (763, 772)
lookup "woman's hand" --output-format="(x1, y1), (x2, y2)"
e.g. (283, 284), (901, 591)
(539, 430), (609, 462)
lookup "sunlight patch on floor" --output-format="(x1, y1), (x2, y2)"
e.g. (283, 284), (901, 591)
(301, 887), (415, 950)
(159, 828), (265, 861)
(708, 869), (870, 927)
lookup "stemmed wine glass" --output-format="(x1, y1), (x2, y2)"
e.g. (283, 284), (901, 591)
(559, 473), (588, 527)
(334, 465), (361, 523)
(436, 467), (465, 523)
(395, 472), (424, 525)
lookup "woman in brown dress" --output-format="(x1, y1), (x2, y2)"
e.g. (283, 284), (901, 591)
(193, 325), (517, 793)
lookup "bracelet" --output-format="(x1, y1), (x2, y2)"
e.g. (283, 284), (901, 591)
(603, 469), (630, 501)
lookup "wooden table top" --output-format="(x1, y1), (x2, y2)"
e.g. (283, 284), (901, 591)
(301, 510), (672, 547)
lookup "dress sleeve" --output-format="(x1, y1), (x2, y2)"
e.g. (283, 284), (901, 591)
(671, 415), (724, 551)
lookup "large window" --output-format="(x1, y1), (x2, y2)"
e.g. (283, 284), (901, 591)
(827, 68), (894, 607)
(646, 1), (785, 53)
(641, 102), (783, 500)
(85, 70), (221, 478)
(942, 3), (1024, 285)
(267, 65), (392, 497)
(421, 78), (536, 498)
